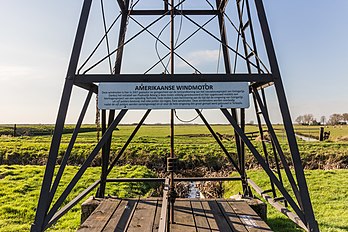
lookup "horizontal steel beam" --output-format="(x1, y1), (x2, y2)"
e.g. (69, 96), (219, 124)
(74, 81), (98, 94)
(250, 81), (274, 90)
(106, 177), (242, 182)
(129, 10), (219, 16)
(74, 73), (273, 83)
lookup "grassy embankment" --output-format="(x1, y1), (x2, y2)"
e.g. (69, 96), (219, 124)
(0, 124), (347, 169)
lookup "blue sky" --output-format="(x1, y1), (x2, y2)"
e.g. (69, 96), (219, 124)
(0, 1), (347, 124)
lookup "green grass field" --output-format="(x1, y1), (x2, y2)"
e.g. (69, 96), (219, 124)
(224, 169), (348, 232)
(0, 165), (156, 231)
(0, 124), (347, 231)
(293, 125), (348, 141)
(0, 166), (347, 231)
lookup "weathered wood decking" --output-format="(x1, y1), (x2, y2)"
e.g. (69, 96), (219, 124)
(78, 198), (272, 232)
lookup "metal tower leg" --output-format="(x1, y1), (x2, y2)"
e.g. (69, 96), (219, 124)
(31, 1), (93, 231)
(221, 109), (307, 223)
(47, 90), (93, 209)
(43, 110), (127, 228)
(254, 0), (319, 231)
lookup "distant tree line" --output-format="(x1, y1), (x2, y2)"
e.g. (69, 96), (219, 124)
(295, 113), (348, 125)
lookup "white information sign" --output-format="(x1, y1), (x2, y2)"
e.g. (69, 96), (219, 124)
(98, 82), (249, 109)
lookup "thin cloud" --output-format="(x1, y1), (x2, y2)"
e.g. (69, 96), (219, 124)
(177, 49), (220, 68)
(0, 65), (40, 81)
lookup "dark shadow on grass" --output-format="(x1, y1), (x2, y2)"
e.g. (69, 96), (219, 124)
(268, 216), (348, 231)
(266, 217), (304, 232)
(319, 222), (348, 231)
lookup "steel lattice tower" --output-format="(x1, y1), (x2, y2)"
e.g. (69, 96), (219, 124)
(32, 1), (319, 231)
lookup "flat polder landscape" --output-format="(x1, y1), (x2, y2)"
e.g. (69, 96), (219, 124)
(0, 124), (347, 231)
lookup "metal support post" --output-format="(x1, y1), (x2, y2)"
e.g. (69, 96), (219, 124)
(169, 0), (176, 224)
(254, 1), (318, 230)
(31, 1), (93, 231)
(216, 0), (249, 196)
(98, 0), (130, 198)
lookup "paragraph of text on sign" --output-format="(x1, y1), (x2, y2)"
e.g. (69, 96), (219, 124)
(98, 82), (249, 110)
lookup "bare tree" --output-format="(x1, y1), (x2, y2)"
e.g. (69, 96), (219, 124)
(328, 114), (343, 125)
(295, 115), (304, 124)
(342, 113), (348, 123)
(303, 114), (315, 124)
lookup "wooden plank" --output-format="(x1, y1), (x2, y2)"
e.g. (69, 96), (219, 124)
(78, 198), (121, 232)
(170, 199), (196, 232)
(201, 200), (219, 231)
(127, 199), (158, 232)
(78, 198), (271, 232)
(152, 199), (162, 232)
(216, 199), (248, 232)
(204, 200), (233, 232)
(191, 200), (210, 232)
(227, 200), (272, 232)
(103, 199), (138, 232)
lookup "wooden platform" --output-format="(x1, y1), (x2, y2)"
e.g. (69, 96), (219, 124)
(78, 198), (272, 232)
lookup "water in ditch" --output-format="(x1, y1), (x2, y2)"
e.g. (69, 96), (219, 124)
(295, 133), (318, 142)
(187, 181), (203, 198)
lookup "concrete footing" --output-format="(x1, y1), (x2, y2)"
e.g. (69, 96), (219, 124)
(80, 196), (102, 224)
(230, 194), (267, 221)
